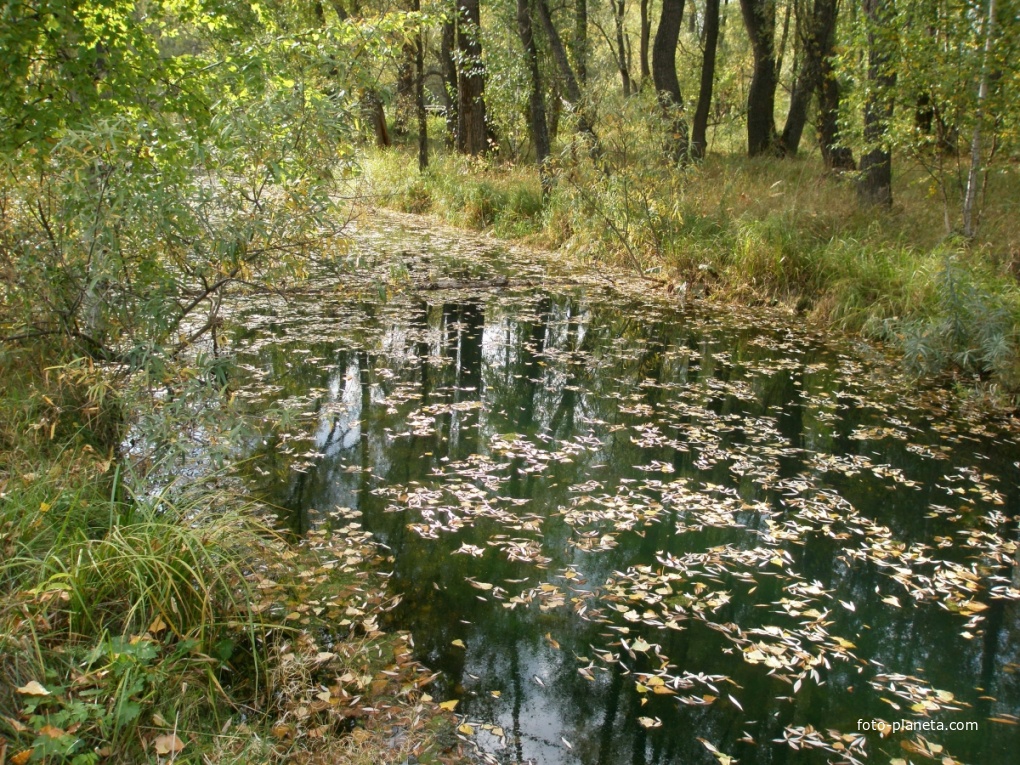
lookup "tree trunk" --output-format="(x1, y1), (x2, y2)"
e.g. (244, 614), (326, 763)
(536, 0), (598, 147)
(394, 41), (415, 137)
(455, 0), (490, 155)
(857, 0), (894, 207)
(692, 0), (721, 159)
(639, 0), (652, 88)
(815, 1), (853, 170)
(775, 0), (794, 79)
(739, 0), (780, 156)
(414, 0), (428, 171)
(652, 0), (689, 162)
(517, 0), (552, 193)
(963, 0), (996, 238)
(574, 0), (588, 86)
(613, 0), (633, 97)
(780, 0), (839, 155)
(440, 19), (458, 147)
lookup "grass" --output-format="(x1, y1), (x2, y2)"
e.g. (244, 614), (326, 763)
(0, 345), (463, 764)
(362, 111), (1020, 397)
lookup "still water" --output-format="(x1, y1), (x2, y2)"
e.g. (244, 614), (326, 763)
(233, 214), (1020, 764)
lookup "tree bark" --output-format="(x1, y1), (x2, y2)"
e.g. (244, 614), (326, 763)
(455, 0), (490, 155)
(440, 19), (458, 147)
(780, 0), (839, 155)
(816, 35), (854, 170)
(394, 40), (415, 137)
(652, 0), (689, 162)
(414, 0), (428, 171)
(613, 0), (633, 96)
(739, 0), (780, 156)
(517, 0), (552, 193)
(639, 0), (652, 88)
(857, 0), (894, 207)
(963, 0), (996, 237)
(574, 0), (589, 86)
(692, 0), (721, 159)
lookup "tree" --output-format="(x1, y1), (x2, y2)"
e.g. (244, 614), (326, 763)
(652, 0), (690, 162)
(516, 0), (552, 192)
(611, 0), (634, 97)
(0, 0), (399, 364)
(816, 0), (856, 170)
(780, 0), (841, 155)
(414, 0), (429, 170)
(639, 0), (653, 88)
(692, 0), (722, 159)
(536, 0), (599, 148)
(857, 0), (894, 207)
(739, 0), (780, 156)
(454, 0), (491, 154)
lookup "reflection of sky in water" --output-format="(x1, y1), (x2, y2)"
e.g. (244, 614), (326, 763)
(234, 219), (1020, 765)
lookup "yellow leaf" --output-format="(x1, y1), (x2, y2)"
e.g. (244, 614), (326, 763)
(439, 699), (459, 711)
(153, 733), (185, 755)
(451, 639), (465, 648)
(148, 615), (167, 635)
(16, 680), (50, 696)
(458, 723), (475, 735)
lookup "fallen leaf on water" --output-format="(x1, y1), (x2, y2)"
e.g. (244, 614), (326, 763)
(451, 639), (465, 648)
(439, 699), (459, 711)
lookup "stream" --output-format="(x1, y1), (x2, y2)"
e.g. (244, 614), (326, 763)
(230, 213), (1020, 765)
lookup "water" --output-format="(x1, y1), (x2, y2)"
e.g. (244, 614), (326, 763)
(231, 213), (1020, 764)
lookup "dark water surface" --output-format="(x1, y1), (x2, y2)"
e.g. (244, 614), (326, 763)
(233, 214), (1020, 764)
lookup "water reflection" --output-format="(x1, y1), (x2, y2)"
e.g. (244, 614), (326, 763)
(235, 222), (1020, 765)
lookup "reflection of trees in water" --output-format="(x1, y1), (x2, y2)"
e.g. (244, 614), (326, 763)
(234, 281), (1020, 764)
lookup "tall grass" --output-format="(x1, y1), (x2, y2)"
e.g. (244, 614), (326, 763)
(0, 347), (279, 761)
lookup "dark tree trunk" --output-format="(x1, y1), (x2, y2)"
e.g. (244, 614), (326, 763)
(739, 0), (780, 156)
(517, 0), (552, 193)
(455, 0), (490, 155)
(613, 0), (633, 97)
(548, 81), (562, 140)
(574, 0), (588, 86)
(857, 0), (894, 206)
(414, 0), (428, 170)
(366, 93), (391, 147)
(394, 40), (415, 137)
(536, 0), (599, 148)
(692, 0), (721, 159)
(639, 0), (651, 88)
(440, 20), (458, 147)
(780, 0), (839, 155)
(652, 0), (689, 162)
(816, 29), (855, 171)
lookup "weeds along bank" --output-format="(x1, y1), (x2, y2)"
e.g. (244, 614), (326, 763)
(0, 347), (465, 764)
(363, 135), (1020, 399)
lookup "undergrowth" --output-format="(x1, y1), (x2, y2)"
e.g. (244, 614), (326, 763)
(0, 346), (459, 764)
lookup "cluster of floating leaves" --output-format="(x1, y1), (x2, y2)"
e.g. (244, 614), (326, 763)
(228, 213), (1020, 764)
